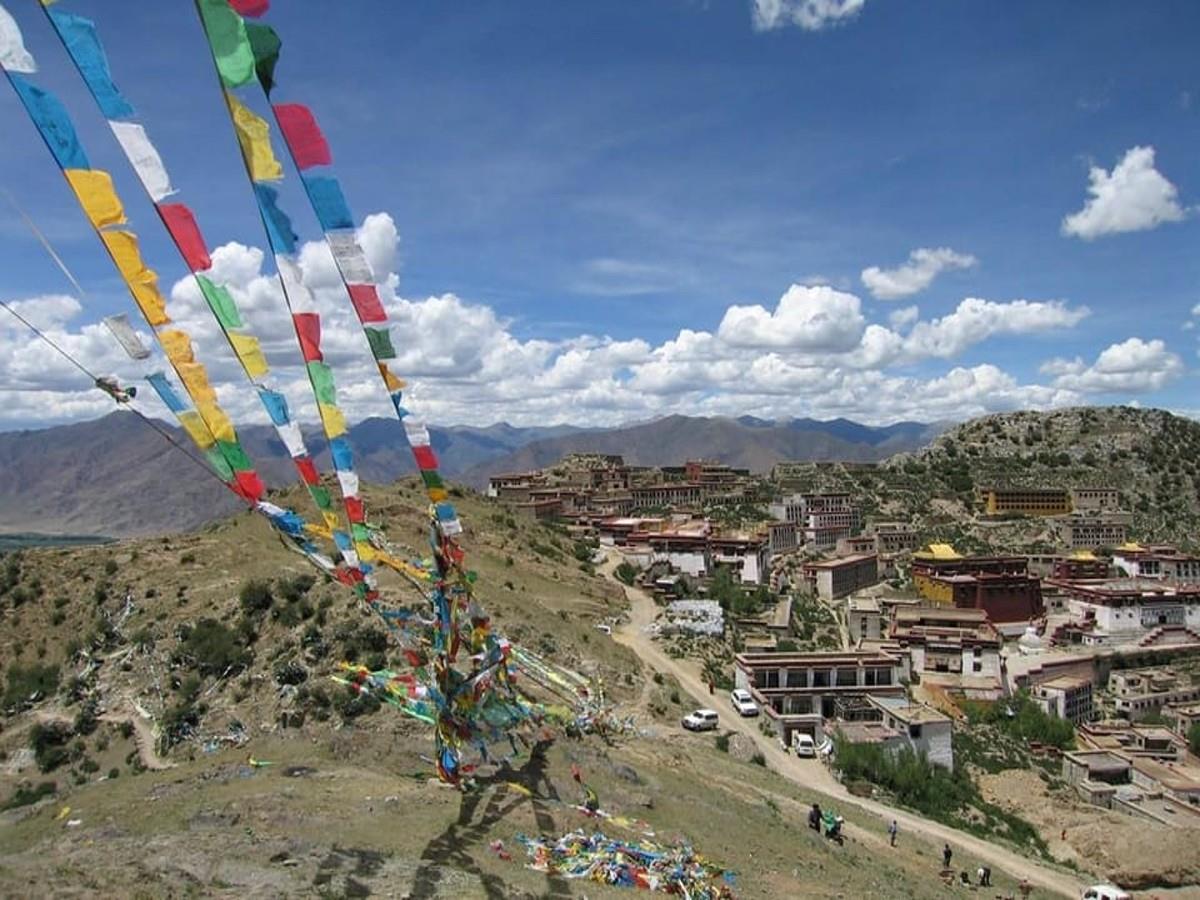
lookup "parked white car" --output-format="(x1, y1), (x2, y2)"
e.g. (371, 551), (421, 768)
(729, 689), (759, 717)
(682, 709), (720, 731)
(792, 733), (817, 757)
(1082, 887), (1132, 900)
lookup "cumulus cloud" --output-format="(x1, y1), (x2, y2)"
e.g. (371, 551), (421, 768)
(1061, 146), (1188, 240)
(1042, 337), (1184, 393)
(0, 214), (1159, 433)
(861, 247), (977, 300)
(902, 297), (1089, 360)
(751, 0), (866, 31)
(717, 284), (865, 351)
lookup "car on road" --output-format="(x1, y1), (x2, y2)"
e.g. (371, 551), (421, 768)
(792, 733), (817, 757)
(1081, 887), (1132, 900)
(729, 688), (759, 717)
(681, 709), (720, 731)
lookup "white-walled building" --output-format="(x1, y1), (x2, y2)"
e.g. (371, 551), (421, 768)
(867, 696), (954, 769)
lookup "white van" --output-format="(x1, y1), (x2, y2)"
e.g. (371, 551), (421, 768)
(1082, 886), (1132, 900)
(792, 733), (816, 757)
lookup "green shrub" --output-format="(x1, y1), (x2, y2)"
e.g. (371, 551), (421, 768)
(1, 780), (55, 810)
(750, 752), (766, 767)
(715, 733), (731, 752)
(238, 580), (274, 615)
(178, 619), (250, 676)
(3, 662), (60, 709)
(614, 562), (639, 586)
(29, 722), (72, 773)
(103, 559), (118, 576)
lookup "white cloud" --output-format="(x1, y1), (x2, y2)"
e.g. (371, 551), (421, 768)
(1043, 337), (1184, 393)
(751, 0), (866, 31)
(571, 258), (686, 297)
(902, 297), (1089, 360)
(861, 247), (977, 300)
(1061, 146), (1188, 240)
(888, 305), (919, 330)
(717, 283), (865, 351)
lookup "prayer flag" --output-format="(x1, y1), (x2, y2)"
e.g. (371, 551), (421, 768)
(103, 313), (150, 360)
(274, 103), (330, 169)
(216, 439), (253, 472)
(364, 327), (396, 360)
(329, 436), (353, 471)
(146, 372), (185, 412)
(197, 400), (236, 443)
(318, 403), (347, 437)
(229, 332), (268, 378)
(204, 445), (234, 481)
(0, 6), (37, 72)
(302, 175), (353, 230)
(227, 92), (283, 181)
(379, 363), (405, 392)
(245, 23), (280, 93)
(296, 456), (319, 485)
(336, 470), (359, 498)
(229, 0), (270, 17)
(46, 11), (134, 119)
(258, 388), (289, 425)
(196, 275), (243, 329)
(178, 410), (215, 449)
(253, 184), (297, 253)
(233, 470), (265, 502)
(64, 169), (125, 228)
(293, 312), (322, 362)
(8, 74), (89, 169)
(306, 361), (337, 404)
(412, 445), (438, 471)
(348, 284), (386, 323)
(159, 204), (211, 271)
(326, 231), (373, 283)
(198, 0), (256, 88)
(276, 421), (305, 456)
(109, 121), (173, 201)
(159, 330), (194, 365)
(345, 495), (365, 523)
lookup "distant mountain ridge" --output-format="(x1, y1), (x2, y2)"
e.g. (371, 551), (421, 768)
(0, 412), (942, 537)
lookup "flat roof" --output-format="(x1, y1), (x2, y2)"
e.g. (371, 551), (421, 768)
(736, 649), (899, 667)
(1037, 675), (1093, 691)
(805, 553), (877, 568)
(848, 596), (882, 613)
(868, 696), (950, 725)
(837, 722), (899, 744)
(1131, 757), (1200, 791)
(894, 606), (988, 622)
(1064, 750), (1131, 773)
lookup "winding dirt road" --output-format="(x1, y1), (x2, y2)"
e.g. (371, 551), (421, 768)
(605, 558), (1086, 899)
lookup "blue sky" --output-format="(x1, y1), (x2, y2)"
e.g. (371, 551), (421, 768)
(0, 0), (1197, 430)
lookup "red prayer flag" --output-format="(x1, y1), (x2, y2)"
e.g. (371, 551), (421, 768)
(273, 103), (331, 170)
(158, 203), (212, 271)
(345, 496), (365, 523)
(412, 445), (438, 471)
(295, 457), (320, 485)
(347, 283), (386, 323)
(233, 471), (264, 503)
(293, 312), (322, 362)
(229, 0), (269, 16)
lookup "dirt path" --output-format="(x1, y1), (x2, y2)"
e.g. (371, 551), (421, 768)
(603, 557), (1087, 899)
(99, 699), (174, 771)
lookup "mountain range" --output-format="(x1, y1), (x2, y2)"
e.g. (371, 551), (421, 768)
(0, 412), (943, 537)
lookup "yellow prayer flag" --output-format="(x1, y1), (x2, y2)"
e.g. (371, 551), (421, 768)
(159, 330), (194, 365)
(175, 361), (212, 395)
(356, 543), (378, 563)
(101, 231), (171, 326)
(64, 169), (125, 228)
(226, 92), (283, 182)
(378, 363), (405, 392)
(228, 332), (269, 379)
(318, 402), (347, 437)
(427, 486), (449, 503)
(196, 400), (235, 443)
(304, 523), (332, 540)
(322, 511), (341, 531)
(178, 410), (215, 449)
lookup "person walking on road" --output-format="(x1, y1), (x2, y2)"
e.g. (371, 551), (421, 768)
(942, 843), (953, 870)
(888, 820), (898, 847)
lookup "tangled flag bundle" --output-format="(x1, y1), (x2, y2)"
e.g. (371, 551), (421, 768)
(516, 829), (736, 897)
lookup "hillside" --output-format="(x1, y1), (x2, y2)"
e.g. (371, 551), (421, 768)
(461, 414), (943, 485)
(0, 481), (1037, 898)
(0, 413), (937, 537)
(788, 406), (1200, 551)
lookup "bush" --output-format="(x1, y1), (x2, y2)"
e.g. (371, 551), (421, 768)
(276, 574), (316, 605)
(178, 619), (250, 676)
(1188, 722), (1200, 756)
(715, 733), (731, 752)
(336, 686), (380, 720)
(3, 662), (60, 709)
(614, 562), (639, 586)
(238, 580), (274, 616)
(103, 559), (118, 576)
(29, 722), (72, 773)
(1, 781), (55, 810)
(750, 752), (766, 767)
(73, 703), (99, 737)
(108, 768), (120, 780)
(963, 692), (1075, 750)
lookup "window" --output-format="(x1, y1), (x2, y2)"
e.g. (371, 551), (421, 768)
(786, 670), (806, 688)
(811, 669), (830, 688)
(909, 724), (922, 739)
(836, 668), (858, 687)
(973, 661), (982, 673)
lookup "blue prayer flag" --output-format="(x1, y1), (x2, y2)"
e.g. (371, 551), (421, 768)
(258, 388), (290, 426)
(8, 74), (90, 170)
(253, 183), (297, 253)
(302, 175), (353, 231)
(329, 436), (354, 471)
(145, 372), (186, 413)
(48, 11), (135, 120)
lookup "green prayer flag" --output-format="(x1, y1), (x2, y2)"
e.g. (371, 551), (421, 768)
(245, 23), (281, 93)
(306, 361), (337, 405)
(197, 275), (243, 329)
(351, 523), (371, 543)
(198, 0), (256, 88)
(364, 327), (396, 360)
(420, 469), (444, 490)
(204, 445), (234, 482)
(311, 486), (332, 509)
(216, 439), (253, 472)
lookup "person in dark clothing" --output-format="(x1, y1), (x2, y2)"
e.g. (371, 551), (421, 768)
(942, 843), (952, 869)
(808, 803), (822, 832)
